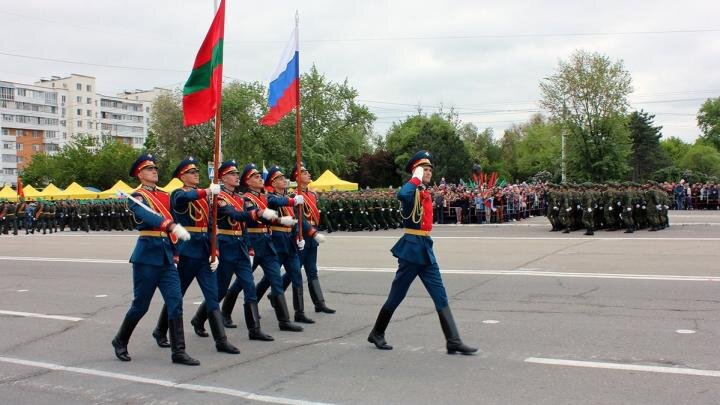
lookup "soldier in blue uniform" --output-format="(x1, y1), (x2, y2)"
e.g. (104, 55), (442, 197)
(150, 157), (240, 354)
(222, 163), (304, 333)
(111, 154), (200, 365)
(368, 151), (477, 355)
(191, 160), (277, 342)
(255, 165), (314, 324)
(290, 162), (334, 314)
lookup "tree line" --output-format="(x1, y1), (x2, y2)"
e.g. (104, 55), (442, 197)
(20, 53), (720, 190)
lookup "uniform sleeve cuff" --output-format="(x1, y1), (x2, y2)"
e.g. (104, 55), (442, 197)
(161, 219), (173, 232)
(409, 178), (422, 186)
(308, 227), (317, 238)
(287, 198), (296, 206)
(197, 189), (207, 199)
(250, 210), (258, 221)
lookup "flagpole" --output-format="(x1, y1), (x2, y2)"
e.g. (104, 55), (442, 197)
(210, 0), (222, 265)
(294, 11), (303, 241)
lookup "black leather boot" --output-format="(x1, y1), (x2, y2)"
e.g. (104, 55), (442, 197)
(368, 306), (393, 350)
(152, 304), (170, 347)
(244, 302), (274, 341)
(190, 301), (209, 337)
(292, 285), (315, 324)
(208, 309), (240, 354)
(269, 294), (303, 332)
(438, 306), (477, 355)
(255, 278), (270, 303)
(112, 316), (140, 361)
(168, 317), (200, 366)
(220, 291), (239, 328)
(308, 279), (335, 314)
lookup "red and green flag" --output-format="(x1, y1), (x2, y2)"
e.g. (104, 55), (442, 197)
(182, 0), (225, 127)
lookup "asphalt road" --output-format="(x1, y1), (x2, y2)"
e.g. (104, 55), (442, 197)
(0, 211), (719, 404)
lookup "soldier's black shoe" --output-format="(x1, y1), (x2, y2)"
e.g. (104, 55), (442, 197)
(368, 306), (394, 350)
(269, 294), (303, 332)
(562, 228), (570, 233)
(292, 286), (314, 324)
(221, 290), (239, 328)
(112, 316), (140, 362)
(438, 306), (477, 355)
(244, 302), (274, 341)
(295, 312), (315, 323)
(584, 230), (594, 235)
(169, 317), (200, 366)
(308, 279), (336, 314)
(152, 305), (170, 348)
(191, 302), (209, 337)
(208, 310), (240, 354)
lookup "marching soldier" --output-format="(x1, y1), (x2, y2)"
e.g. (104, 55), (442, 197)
(291, 162), (335, 314)
(111, 153), (199, 366)
(151, 157), (240, 355)
(222, 163), (303, 333)
(255, 165), (315, 324)
(368, 150), (477, 355)
(192, 159), (276, 342)
(3, 201), (18, 235)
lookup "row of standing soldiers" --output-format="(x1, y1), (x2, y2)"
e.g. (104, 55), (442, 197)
(0, 199), (137, 235)
(314, 190), (403, 232)
(545, 181), (671, 235)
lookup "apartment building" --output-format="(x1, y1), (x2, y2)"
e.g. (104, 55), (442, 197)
(0, 74), (170, 186)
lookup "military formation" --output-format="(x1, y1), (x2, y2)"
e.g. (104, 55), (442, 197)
(545, 181), (671, 235)
(313, 190), (404, 232)
(0, 199), (135, 235)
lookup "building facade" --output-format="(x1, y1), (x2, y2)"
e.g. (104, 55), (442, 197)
(0, 74), (169, 187)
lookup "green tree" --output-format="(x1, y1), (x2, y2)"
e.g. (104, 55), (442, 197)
(659, 136), (691, 167)
(386, 113), (472, 182)
(460, 124), (503, 174)
(539, 50), (633, 181)
(679, 143), (720, 177)
(628, 110), (667, 181)
(697, 97), (720, 150)
(511, 115), (562, 182)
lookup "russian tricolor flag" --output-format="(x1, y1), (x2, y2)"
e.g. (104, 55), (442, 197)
(259, 27), (299, 126)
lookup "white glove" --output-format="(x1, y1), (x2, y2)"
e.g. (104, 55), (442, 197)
(609, 207), (613, 211)
(314, 233), (326, 244)
(293, 195), (305, 206)
(208, 183), (221, 195)
(626, 207), (631, 212)
(587, 208), (592, 213)
(261, 208), (278, 221)
(642, 205), (646, 209)
(576, 205), (581, 209)
(209, 257), (219, 272)
(617, 202), (622, 206)
(279, 216), (297, 227)
(171, 223), (191, 241)
(635, 204), (640, 208)
(565, 208), (571, 212)
(297, 239), (305, 250)
(664, 205), (669, 209)
(656, 204), (661, 210)
(412, 166), (424, 181)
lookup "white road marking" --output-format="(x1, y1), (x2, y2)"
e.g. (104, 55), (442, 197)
(525, 357), (720, 378)
(94, 294), (108, 298)
(17, 289), (28, 292)
(1, 256), (718, 282)
(193, 301), (202, 305)
(319, 266), (720, 282)
(482, 320), (500, 324)
(676, 329), (696, 334)
(0, 356), (333, 405)
(327, 236), (720, 240)
(0, 310), (82, 322)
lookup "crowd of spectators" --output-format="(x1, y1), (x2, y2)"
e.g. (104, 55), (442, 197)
(661, 180), (720, 210)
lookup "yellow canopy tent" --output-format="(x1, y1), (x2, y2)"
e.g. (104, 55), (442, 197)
(308, 170), (358, 192)
(98, 180), (135, 198)
(0, 185), (17, 201)
(159, 178), (183, 193)
(56, 182), (99, 199)
(22, 184), (42, 200)
(39, 183), (64, 200)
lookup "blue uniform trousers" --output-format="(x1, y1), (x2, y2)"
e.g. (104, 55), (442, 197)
(299, 243), (319, 281)
(266, 250), (303, 291)
(230, 254), (284, 296)
(125, 263), (183, 321)
(177, 256), (219, 312)
(217, 256), (256, 303)
(383, 259), (449, 311)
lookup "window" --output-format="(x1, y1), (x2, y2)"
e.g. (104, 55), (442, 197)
(61, 108), (66, 117)
(76, 83), (82, 90)
(86, 110), (92, 117)
(145, 107), (150, 113)
(0, 87), (14, 100)
(77, 120), (82, 127)
(76, 96), (82, 103)
(62, 132), (67, 140)
(86, 97), (91, 104)
(2, 154), (17, 162)
(76, 109), (82, 115)
(86, 84), (92, 92)
(17, 156), (23, 163)
(32, 144), (40, 151)
(61, 95), (66, 103)
(1, 128), (9, 135)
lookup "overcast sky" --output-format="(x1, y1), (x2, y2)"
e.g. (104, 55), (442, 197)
(2, 0), (719, 143)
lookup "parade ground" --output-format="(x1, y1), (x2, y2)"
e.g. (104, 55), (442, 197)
(1, 211), (719, 405)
